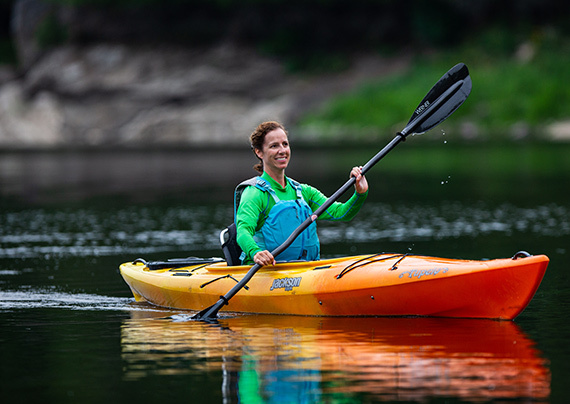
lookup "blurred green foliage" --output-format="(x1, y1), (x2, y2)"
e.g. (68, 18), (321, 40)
(35, 13), (68, 48)
(298, 27), (570, 139)
(0, 0), (15, 63)
(2, 0), (564, 71)
(0, 39), (16, 64)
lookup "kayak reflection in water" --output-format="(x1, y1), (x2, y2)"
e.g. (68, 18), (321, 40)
(235, 121), (369, 266)
(121, 313), (551, 403)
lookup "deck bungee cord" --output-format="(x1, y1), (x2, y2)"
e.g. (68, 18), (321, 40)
(200, 275), (250, 290)
(336, 253), (409, 279)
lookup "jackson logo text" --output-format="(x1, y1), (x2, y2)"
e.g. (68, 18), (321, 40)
(270, 277), (302, 291)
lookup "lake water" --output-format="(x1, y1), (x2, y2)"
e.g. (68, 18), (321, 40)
(1, 143), (569, 403)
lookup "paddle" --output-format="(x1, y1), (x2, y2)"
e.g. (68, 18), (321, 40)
(193, 62), (472, 321)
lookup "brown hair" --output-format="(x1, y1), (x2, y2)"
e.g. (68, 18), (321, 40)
(249, 121), (288, 174)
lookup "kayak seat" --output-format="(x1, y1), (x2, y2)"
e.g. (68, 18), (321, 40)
(220, 223), (242, 266)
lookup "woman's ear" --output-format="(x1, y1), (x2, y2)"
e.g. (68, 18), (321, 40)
(254, 148), (263, 160)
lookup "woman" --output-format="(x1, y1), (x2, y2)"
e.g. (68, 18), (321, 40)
(235, 121), (368, 266)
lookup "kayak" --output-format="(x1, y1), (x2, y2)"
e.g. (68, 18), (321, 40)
(119, 251), (548, 320)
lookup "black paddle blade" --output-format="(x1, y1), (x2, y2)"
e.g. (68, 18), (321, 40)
(404, 63), (471, 135)
(192, 304), (221, 321)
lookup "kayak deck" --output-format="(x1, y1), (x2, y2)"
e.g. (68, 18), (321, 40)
(119, 252), (548, 320)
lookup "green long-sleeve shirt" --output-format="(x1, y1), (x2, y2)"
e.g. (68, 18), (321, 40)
(236, 172), (368, 264)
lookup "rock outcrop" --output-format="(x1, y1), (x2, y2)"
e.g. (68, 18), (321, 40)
(0, 41), (407, 149)
(0, 43), (295, 148)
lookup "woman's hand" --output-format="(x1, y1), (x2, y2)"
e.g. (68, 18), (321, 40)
(253, 250), (276, 266)
(350, 166), (369, 194)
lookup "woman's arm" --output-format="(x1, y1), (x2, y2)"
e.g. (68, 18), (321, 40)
(235, 186), (268, 264)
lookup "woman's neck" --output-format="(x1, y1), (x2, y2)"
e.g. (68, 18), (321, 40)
(264, 169), (286, 188)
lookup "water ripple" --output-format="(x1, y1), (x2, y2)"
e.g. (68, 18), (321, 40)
(321, 201), (569, 243)
(1, 202), (567, 258)
(0, 289), (167, 312)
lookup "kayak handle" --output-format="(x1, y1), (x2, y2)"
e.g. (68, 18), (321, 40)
(512, 251), (531, 260)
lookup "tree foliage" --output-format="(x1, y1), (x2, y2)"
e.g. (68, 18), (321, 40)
(2, 0), (569, 69)
(33, 0), (570, 51)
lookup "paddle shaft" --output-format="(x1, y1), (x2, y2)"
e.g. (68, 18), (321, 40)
(193, 66), (470, 320)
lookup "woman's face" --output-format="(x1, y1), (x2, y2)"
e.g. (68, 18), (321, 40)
(255, 128), (290, 174)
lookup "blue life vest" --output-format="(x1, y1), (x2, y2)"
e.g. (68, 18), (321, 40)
(235, 176), (320, 263)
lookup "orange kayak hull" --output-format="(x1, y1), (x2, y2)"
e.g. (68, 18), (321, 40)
(119, 253), (548, 320)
